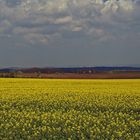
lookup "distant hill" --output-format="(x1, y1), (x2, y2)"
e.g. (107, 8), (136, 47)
(0, 67), (140, 73)
(0, 68), (16, 73)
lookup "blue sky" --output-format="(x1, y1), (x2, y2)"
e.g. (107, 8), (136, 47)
(0, 0), (140, 67)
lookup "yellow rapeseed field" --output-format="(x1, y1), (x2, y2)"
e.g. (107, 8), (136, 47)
(0, 78), (140, 140)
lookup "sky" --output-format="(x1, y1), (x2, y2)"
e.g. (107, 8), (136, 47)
(0, 0), (140, 67)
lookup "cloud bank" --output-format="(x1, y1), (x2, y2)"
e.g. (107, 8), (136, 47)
(0, 0), (140, 47)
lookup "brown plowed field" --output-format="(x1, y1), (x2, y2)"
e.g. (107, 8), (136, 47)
(14, 72), (140, 79)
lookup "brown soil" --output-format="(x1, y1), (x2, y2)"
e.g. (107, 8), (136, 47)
(14, 73), (140, 79)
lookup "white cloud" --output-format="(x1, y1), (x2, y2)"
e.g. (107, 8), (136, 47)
(72, 26), (82, 32)
(23, 33), (49, 45)
(53, 16), (73, 24)
(0, 20), (11, 33)
(0, 0), (139, 46)
(102, 0), (134, 13)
